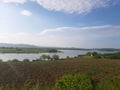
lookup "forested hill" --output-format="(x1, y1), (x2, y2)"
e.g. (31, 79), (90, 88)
(0, 43), (39, 48)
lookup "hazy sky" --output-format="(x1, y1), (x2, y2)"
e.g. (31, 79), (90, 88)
(0, 0), (120, 48)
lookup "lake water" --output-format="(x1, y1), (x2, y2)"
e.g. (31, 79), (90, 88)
(0, 50), (118, 61)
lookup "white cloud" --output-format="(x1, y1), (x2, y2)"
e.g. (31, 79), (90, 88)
(38, 25), (120, 47)
(40, 27), (71, 35)
(0, 25), (120, 48)
(40, 25), (120, 37)
(3, 0), (27, 4)
(21, 10), (32, 16)
(2, 0), (119, 14)
(35, 0), (113, 14)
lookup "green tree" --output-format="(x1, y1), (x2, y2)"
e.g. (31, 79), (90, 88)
(86, 52), (92, 56)
(12, 59), (19, 62)
(86, 52), (98, 56)
(52, 54), (59, 60)
(23, 59), (30, 62)
(92, 52), (98, 56)
(40, 55), (47, 60)
(46, 55), (51, 60)
(48, 49), (58, 53)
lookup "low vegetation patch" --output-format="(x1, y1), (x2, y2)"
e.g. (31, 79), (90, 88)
(0, 57), (120, 90)
(55, 74), (93, 90)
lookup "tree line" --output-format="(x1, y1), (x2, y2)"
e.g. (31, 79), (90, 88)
(0, 54), (60, 62)
(86, 52), (120, 59)
(39, 54), (59, 60)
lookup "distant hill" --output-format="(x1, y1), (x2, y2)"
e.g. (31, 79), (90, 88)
(0, 43), (119, 51)
(0, 43), (40, 48)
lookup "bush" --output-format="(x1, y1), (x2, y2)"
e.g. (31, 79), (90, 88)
(86, 52), (98, 56)
(12, 59), (19, 62)
(54, 74), (93, 90)
(52, 55), (59, 60)
(0, 59), (3, 62)
(23, 59), (30, 62)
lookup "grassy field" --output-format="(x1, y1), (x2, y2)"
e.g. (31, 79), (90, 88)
(0, 57), (120, 90)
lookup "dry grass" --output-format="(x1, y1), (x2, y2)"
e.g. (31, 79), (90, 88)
(0, 58), (120, 88)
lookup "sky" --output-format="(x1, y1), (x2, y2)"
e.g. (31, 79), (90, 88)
(0, 0), (120, 48)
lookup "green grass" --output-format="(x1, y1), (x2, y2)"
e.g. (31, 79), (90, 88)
(95, 77), (120, 90)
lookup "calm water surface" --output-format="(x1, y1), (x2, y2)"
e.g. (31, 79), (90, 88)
(0, 50), (118, 61)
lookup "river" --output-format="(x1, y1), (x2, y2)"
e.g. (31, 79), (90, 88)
(0, 50), (118, 61)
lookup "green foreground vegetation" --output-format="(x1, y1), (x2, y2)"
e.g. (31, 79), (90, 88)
(0, 52), (120, 90)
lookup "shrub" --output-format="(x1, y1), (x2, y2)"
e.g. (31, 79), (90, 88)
(52, 55), (59, 60)
(54, 74), (93, 90)
(0, 59), (3, 62)
(92, 52), (98, 56)
(23, 59), (30, 62)
(86, 52), (98, 56)
(12, 59), (19, 62)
